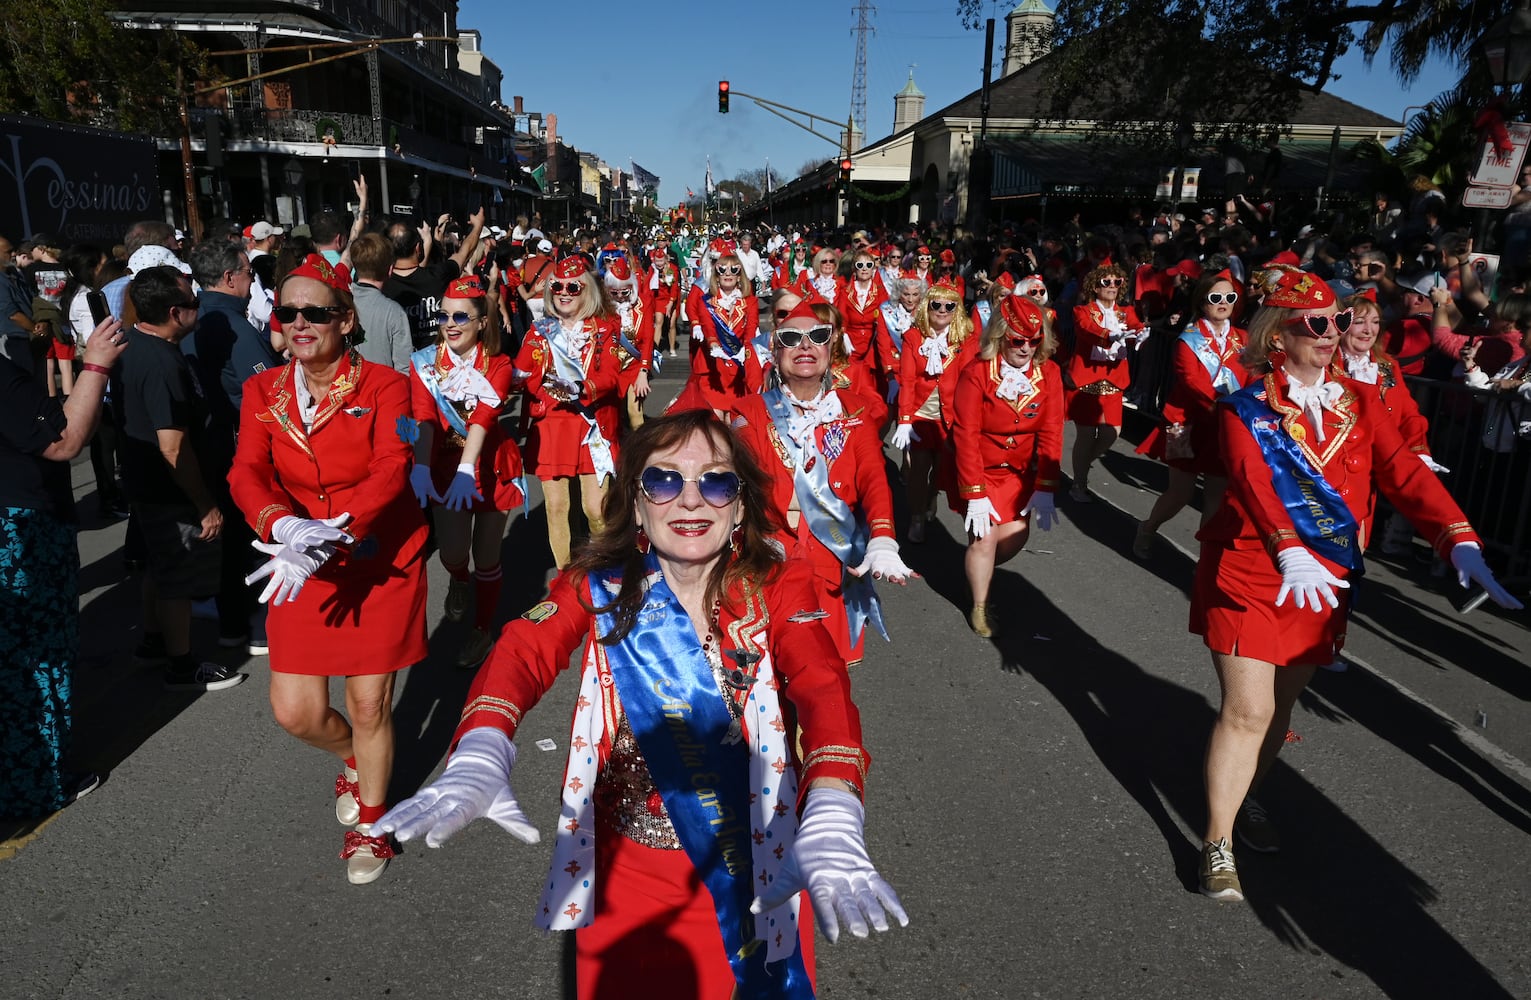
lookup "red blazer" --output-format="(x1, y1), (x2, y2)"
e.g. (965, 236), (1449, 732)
(456, 557), (870, 806)
(512, 316), (624, 476)
(1161, 323), (1250, 470)
(612, 298), (655, 392)
(683, 285), (758, 411)
(1331, 353), (1430, 455)
(1202, 372), (1479, 563)
(409, 344), (524, 509)
(830, 363), (888, 428)
(897, 325), (980, 428)
(1068, 300), (1144, 392)
(953, 357), (1065, 501)
(834, 278), (888, 368)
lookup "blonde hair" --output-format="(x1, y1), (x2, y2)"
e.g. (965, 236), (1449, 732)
(543, 265), (614, 320)
(707, 253), (753, 298)
(1242, 304), (1294, 372)
(914, 285), (973, 349)
(1341, 293), (1386, 363)
(979, 302), (1057, 362)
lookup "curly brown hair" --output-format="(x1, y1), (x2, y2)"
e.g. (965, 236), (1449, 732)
(1083, 262), (1130, 303)
(570, 410), (784, 644)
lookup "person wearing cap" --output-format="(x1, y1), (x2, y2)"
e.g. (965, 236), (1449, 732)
(835, 248), (888, 382)
(1190, 265), (1522, 904)
(1133, 270), (1250, 558)
(513, 254), (624, 568)
(1386, 269), (1445, 376)
(408, 274), (524, 670)
(1066, 259), (1146, 502)
(901, 246), (934, 287)
(248, 220), (285, 261)
(873, 278), (923, 403)
(931, 249), (965, 299)
(644, 246), (681, 360)
(680, 250), (759, 416)
(892, 280), (978, 543)
(732, 298), (915, 667)
(952, 294), (1064, 637)
(229, 254), (428, 885)
(603, 255), (655, 429)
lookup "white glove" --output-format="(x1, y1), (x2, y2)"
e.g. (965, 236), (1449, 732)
(890, 424), (919, 449)
(244, 539), (333, 606)
(442, 462), (484, 512)
(543, 374), (581, 401)
(1450, 542), (1524, 610)
(1274, 547), (1350, 613)
(1090, 343), (1123, 362)
(965, 497), (1000, 539)
(409, 464), (441, 507)
(849, 536), (916, 584)
(750, 787), (907, 944)
(374, 728), (540, 849)
(270, 512), (353, 553)
(1420, 454), (1450, 474)
(1020, 490), (1057, 531)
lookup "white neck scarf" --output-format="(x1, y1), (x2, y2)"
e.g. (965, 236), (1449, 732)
(717, 288), (742, 310)
(1283, 367), (1343, 443)
(995, 358), (1035, 401)
(919, 328), (952, 375)
(785, 388), (843, 444)
(1344, 351), (1379, 384)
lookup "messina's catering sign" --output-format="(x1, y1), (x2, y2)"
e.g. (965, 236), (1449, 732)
(0, 113), (159, 244)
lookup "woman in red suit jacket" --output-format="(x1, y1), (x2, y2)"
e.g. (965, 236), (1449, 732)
(952, 295), (1064, 638)
(1067, 261), (1147, 502)
(795, 246), (843, 304)
(812, 301), (889, 430)
(835, 249), (888, 378)
(513, 255), (624, 569)
(230, 256), (428, 885)
(1134, 271), (1249, 557)
(603, 256), (655, 430)
(681, 253), (759, 416)
(893, 281), (979, 542)
(1189, 266), (1521, 904)
(733, 300), (915, 667)
(408, 276), (524, 670)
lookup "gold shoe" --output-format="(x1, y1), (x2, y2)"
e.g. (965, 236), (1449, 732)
(970, 602), (994, 638)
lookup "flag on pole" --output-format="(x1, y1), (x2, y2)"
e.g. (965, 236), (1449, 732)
(704, 156), (715, 199)
(530, 163), (547, 191)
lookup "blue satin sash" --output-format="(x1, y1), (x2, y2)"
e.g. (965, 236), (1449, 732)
(534, 316), (588, 383)
(879, 301), (908, 353)
(1181, 325), (1240, 395)
(409, 346), (469, 439)
(974, 300), (992, 331)
(703, 294), (747, 358)
(1223, 385), (1364, 575)
(762, 388), (888, 647)
(591, 559), (815, 1000)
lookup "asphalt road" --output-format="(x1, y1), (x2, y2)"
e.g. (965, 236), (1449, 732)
(5, 360), (1529, 1000)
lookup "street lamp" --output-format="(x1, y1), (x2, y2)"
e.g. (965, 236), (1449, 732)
(283, 157), (303, 189)
(408, 173), (421, 203)
(1477, 0), (1531, 89)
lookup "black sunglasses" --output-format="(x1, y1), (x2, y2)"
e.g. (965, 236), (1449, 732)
(170, 296), (200, 311)
(272, 304), (344, 324)
(1007, 335), (1044, 347)
(774, 308), (792, 321)
(1284, 309), (1354, 338)
(776, 326), (833, 348)
(637, 467), (741, 507)
(434, 310), (479, 326)
(928, 301), (958, 312)
(550, 281), (583, 295)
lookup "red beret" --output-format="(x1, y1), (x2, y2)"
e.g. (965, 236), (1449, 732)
(445, 276), (486, 299)
(1166, 259), (1203, 279)
(916, 245), (932, 256)
(284, 254), (348, 294)
(939, 249), (956, 264)
(777, 299), (824, 328)
(996, 272), (1017, 290)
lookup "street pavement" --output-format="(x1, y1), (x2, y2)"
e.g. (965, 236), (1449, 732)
(4, 360), (1530, 1000)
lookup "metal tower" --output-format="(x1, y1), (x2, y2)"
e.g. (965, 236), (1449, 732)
(849, 0), (875, 145)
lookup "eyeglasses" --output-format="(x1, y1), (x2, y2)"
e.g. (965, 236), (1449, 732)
(1024, 288), (1047, 299)
(638, 467), (741, 507)
(272, 305), (345, 324)
(927, 301), (958, 312)
(775, 325), (833, 347)
(550, 281), (583, 295)
(434, 310), (479, 326)
(853, 261), (877, 269)
(1283, 309), (1354, 338)
(715, 264), (741, 275)
(228, 267), (252, 278)
(815, 258), (836, 267)
(1098, 277), (1124, 288)
(1206, 292), (1239, 305)
(1006, 335), (1044, 347)
(917, 255), (933, 261)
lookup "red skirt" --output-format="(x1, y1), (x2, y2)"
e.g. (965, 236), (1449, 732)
(1190, 542), (1350, 666)
(525, 410), (612, 479)
(429, 433), (525, 514)
(268, 527), (430, 676)
(947, 466), (1037, 522)
(578, 832), (816, 1000)
(47, 341), (77, 362)
(1067, 389), (1123, 427)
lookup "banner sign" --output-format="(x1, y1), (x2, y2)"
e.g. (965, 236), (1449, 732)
(0, 113), (159, 244)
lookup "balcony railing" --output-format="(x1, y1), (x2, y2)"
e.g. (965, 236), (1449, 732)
(285, 0), (485, 105)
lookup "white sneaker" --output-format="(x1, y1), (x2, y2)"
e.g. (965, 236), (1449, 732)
(342, 824), (394, 885)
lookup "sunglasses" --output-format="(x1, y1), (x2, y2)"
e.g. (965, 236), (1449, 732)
(928, 301), (958, 312)
(918, 255), (933, 261)
(1098, 277), (1124, 288)
(853, 261), (877, 269)
(170, 297), (200, 311)
(272, 305), (344, 324)
(776, 326), (833, 347)
(1206, 292), (1239, 305)
(638, 467), (741, 507)
(434, 310), (479, 326)
(1007, 335), (1044, 347)
(551, 281), (583, 295)
(1283, 309), (1354, 338)
(1024, 288), (1047, 298)
(715, 265), (742, 275)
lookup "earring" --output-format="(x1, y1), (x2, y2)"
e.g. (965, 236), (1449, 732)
(636, 526), (651, 555)
(729, 524), (744, 553)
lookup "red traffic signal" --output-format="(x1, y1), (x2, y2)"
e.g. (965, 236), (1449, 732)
(718, 81), (730, 113)
(839, 158), (853, 177)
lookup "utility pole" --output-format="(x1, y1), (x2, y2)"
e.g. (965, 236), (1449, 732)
(849, 0), (875, 151)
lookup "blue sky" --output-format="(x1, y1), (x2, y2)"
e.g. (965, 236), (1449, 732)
(459, 0), (1464, 205)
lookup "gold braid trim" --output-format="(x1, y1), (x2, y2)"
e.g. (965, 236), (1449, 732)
(1434, 522), (1475, 550)
(255, 503), (294, 539)
(802, 744), (869, 787)
(461, 695), (523, 729)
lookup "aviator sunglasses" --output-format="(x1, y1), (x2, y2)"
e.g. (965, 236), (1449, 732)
(434, 310), (479, 326)
(1206, 291), (1239, 305)
(1283, 308), (1354, 338)
(638, 467), (742, 507)
(776, 325), (834, 348)
(272, 304), (344, 324)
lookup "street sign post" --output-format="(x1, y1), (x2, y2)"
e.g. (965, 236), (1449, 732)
(1469, 121), (1531, 187)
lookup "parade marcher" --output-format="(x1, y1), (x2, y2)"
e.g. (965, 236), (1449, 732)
(1133, 271), (1250, 557)
(796, 247), (843, 304)
(1336, 291), (1434, 465)
(813, 302), (888, 430)
(953, 295), (1064, 638)
(229, 254), (429, 884)
(1190, 265), (1522, 903)
(878, 243), (904, 294)
(902, 246), (934, 286)
(733, 300), (914, 666)
(604, 256), (655, 429)
(773, 240), (811, 292)
(514, 255), (623, 569)
(970, 272), (1014, 335)
(1067, 260), (1147, 502)
(408, 275), (525, 669)
(377, 410), (907, 999)
(834, 249), (888, 378)
(680, 252), (759, 416)
(892, 281), (979, 542)
(932, 249), (965, 300)
(646, 246), (681, 359)
(872, 278), (922, 402)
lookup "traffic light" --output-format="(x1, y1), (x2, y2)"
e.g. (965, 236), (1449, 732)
(718, 81), (730, 113)
(838, 157), (853, 193)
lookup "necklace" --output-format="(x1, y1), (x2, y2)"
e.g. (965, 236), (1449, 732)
(699, 598), (754, 745)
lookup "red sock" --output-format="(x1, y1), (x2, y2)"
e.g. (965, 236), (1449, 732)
(443, 558), (470, 582)
(343, 756), (357, 772)
(358, 801), (386, 826)
(473, 565), (503, 632)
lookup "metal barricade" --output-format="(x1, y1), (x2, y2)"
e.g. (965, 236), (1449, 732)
(1405, 376), (1531, 581)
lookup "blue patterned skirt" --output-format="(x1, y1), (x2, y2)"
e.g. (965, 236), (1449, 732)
(0, 506), (80, 816)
